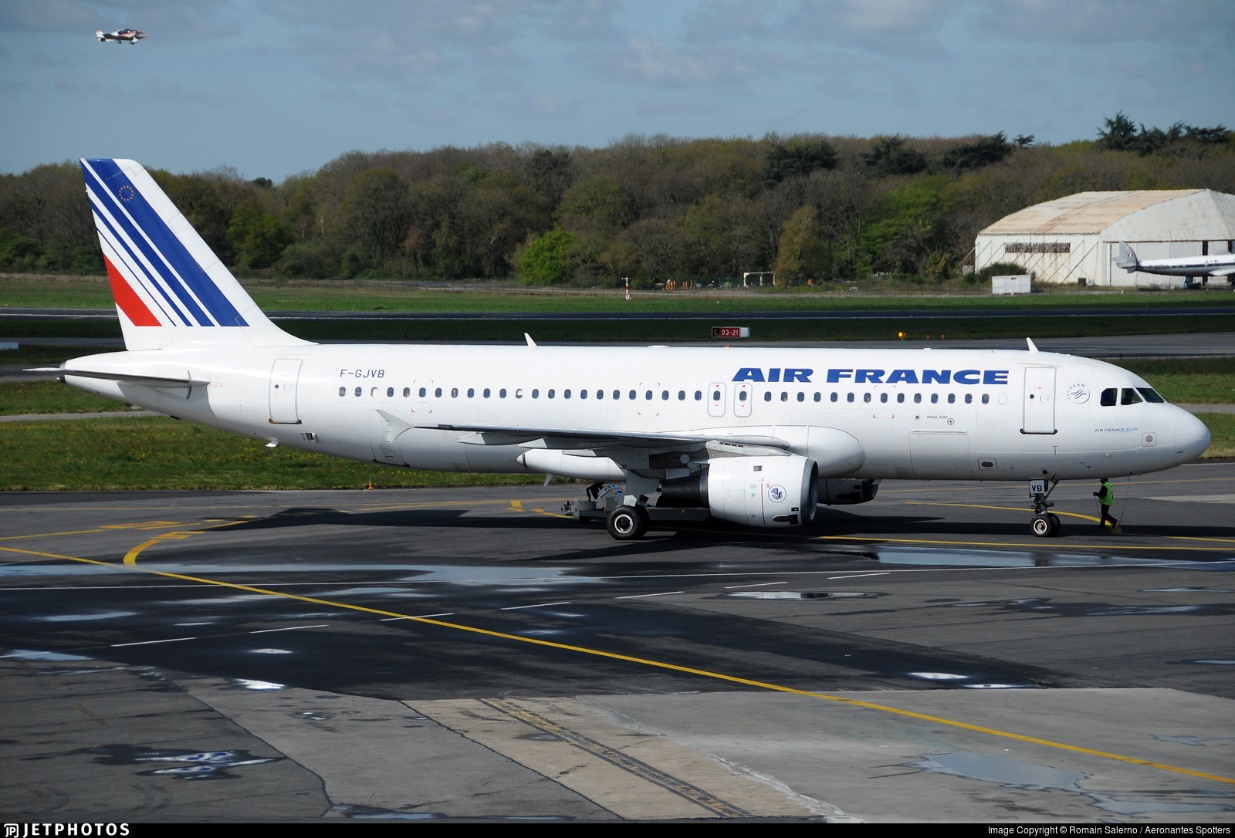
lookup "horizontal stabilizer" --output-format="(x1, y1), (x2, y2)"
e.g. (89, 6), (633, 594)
(27, 367), (209, 388)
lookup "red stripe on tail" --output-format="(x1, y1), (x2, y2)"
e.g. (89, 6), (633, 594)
(104, 256), (160, 326)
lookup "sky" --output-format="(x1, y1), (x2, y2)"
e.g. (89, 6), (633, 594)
(1, 0), (1233, 183)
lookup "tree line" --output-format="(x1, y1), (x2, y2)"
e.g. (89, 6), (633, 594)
(1, 114), (1230, 287)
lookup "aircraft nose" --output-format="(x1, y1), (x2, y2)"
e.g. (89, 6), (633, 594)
(1172, 409), (1211, 464)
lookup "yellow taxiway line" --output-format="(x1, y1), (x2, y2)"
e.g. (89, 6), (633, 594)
(105, 527), (1235, 788)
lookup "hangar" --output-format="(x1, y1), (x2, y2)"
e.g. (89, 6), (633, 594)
(974, 189), (1235, 287)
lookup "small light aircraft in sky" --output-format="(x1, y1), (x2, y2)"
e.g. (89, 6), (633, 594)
(96, 28), (147, 44)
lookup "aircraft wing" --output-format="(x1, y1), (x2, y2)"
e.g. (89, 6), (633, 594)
(416, 422), (791, 452)
(1210, 266), (1235, 277)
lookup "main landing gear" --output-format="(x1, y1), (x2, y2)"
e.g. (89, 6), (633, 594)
(606, 504), (649, 540)
(1029, 477), (1062, 538)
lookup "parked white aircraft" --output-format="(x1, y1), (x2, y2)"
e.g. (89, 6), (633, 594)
(1116, 241), (1235, 280)
(41, 159), (1211, 540)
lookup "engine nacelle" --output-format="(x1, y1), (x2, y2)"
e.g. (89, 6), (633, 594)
(818, 477), (879, 505)
(660, 455), (819, 528)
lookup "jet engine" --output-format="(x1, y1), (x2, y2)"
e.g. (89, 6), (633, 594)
(659, 455), (819, 527)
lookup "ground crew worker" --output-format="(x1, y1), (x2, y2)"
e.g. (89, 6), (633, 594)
(1094, 477), (1119, 531)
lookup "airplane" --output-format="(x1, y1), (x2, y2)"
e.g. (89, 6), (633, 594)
(1116, 240), (1235, 282)
(36, 159), (1212, 541)
(96, 28), (147, 44)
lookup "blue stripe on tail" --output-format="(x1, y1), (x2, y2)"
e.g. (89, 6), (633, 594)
(83, 159), (248, 328)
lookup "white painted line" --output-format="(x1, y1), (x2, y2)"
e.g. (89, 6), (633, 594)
(502, 601), (572, 611)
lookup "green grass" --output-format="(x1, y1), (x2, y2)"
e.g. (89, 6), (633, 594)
(5, 273), (1235, 313)
(0, 417), (547, 492)
(0, 380), (135, 415)
(1194, 413), (1235, 459)
(5, 274), (1234, 343)
(6, 312), (1234, 344)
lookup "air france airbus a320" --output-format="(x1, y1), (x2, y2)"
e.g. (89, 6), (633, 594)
(42, 159), (1211, 540)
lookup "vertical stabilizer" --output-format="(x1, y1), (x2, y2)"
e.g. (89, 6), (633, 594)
(1115, 241), (1139, 272)
(80, 158), (309, 351)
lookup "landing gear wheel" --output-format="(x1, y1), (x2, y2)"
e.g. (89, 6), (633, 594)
(607, 505), (648, 540)
(1048, 513), (1061, 537)
(1031, 514), (1052, 538)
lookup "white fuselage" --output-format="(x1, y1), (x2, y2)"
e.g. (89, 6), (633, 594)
(64, 342), (1210, 484)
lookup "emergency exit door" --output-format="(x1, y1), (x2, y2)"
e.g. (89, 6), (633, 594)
(269, 359), (303, 424)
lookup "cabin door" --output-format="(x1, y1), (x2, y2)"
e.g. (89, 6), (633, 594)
(1022, 367), (1057, 434)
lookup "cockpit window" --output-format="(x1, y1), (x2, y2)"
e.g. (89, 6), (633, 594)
(1121, 388), (1142, 405)
(1100, 388), (1117, 407)
(1137, 387), (1166, 403)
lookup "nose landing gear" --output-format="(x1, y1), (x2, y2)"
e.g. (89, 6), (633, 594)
(1029, 477), (1062, 537)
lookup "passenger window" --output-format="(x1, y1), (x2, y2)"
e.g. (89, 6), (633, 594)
(516, 389), (524, 399)
(339, 387), (346, 397)
(880, 393), (888, 403)
(678, 390), (685, 400)
(1101, 388), (1117, 406)
(814, 393), (821, 403)
(964, 394), (972, 404)
(712, 389), (721, 401)
(645, 390), (653, 400)
(532, 389), (539, 398)
(695, 390), (703, 401)
(484, 388), (491, 398)
(897, 393), (904, 403)
(830, 393), (838, 403)
(355, 387), (362, 397)
(764, 392), (772, 402)
(863, 393), (871, 403)
(451, 388), (458, 398)
(434, 387), (442, 398)
(947, 393), (955, 404)
(403, 387), (410, 397)
(847, 393), (855, 403)
(982, 393), (989, 404)
(661, 390), (669, 400)
(797, 392), (805, 402)
(914, 393), (922, 404)
(739, 391), (748, 402)
(386, 387), (394, 398)
(580, 389), (588, 400)
(467, 388), (474, 398)
(629, 390), (637, 400)
(930, 394), (939, 404)
(500, 388), (507, 398)
(419, 387), (427, 398)
(613, 390), (620, 400)
(781, 392), (789, 402)
(548, 389), (555, 398)
(564, 389), (571, 399)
